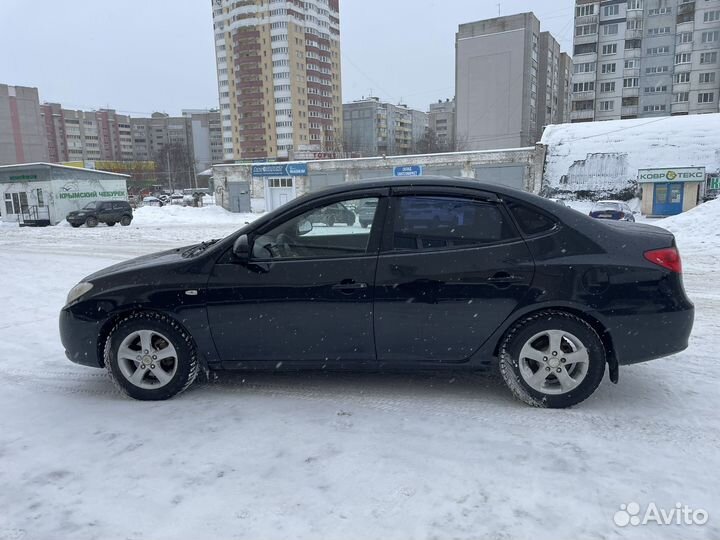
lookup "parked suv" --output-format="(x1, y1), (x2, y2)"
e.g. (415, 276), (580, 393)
(66, 200), (133, 228)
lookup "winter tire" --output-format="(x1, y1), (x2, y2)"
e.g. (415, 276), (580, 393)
(104, 312), (199, 400)
(499, 311), (606, 408)
(86, 216), (98, 228)
(120, 216), (132, 226)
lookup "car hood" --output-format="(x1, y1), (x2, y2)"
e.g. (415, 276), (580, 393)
(84, 246), (191, 282)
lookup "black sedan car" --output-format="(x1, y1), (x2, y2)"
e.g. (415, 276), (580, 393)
(60, 178), (694, 408)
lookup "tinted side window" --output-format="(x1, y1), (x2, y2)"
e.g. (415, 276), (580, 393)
(392, 196), (516, 251)
(253, 197), (379, 260)
(507, 201), (557, 236)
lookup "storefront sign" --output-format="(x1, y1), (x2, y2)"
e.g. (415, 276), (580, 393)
(638, 167), (705, 183)
(58, 190), (127, 200)
(9, 174), (37, 181)
(252, 163), (308, 177)
(394, 165), (424, 177)
(709, 177), (720, 190)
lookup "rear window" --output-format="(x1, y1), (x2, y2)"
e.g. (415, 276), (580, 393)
(507, 201), (557, 236)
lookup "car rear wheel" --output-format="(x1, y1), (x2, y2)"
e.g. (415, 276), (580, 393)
(499, 311), (606, 408)
(85, 216), (98, 228)
(104, 312), (199, 400)
(120, 215), (132, 226)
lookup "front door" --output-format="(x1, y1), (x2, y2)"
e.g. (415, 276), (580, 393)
(653, 182), (684, 215)
(206, 192), (387, 365)
(374, 193), (534, 363)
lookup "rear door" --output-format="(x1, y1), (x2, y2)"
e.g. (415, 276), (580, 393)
(374, 189), (535, 363)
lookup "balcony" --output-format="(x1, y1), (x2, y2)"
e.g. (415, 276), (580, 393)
(575, 33), (599, 46)
(622, 88), (640, 97)
(625, 29), (643, 40)
(571, 109), (595, 120)
(671, 102), (690, 114)
(575, 13), (599, 25)
(621, 106), (639, 116)
(573, 90), (596, 100)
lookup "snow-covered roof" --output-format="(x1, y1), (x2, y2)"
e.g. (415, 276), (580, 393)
(541, 113), (720, 192)
(0, 162), (130, 178)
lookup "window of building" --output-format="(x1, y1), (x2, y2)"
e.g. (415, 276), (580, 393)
(602, 43), (618, 55)
(704, 10), (720, 23)
(576, 4), (595, 16)
(622, 96), (639, 106)
(603, 24), (619, 35)
(675, 53), (692, 64)
(572, 99), (595, 111)
(623, 77), (640, 88)
(646, 65), (669, 74)
(573, 81), (595, 92)
(674, 71), (691, 83)
(644, 85), (668, 93)
(601, 62), (617, 73)
(625, 39), (642, 49)
(599, 100), (615, 111)
(678, 32), (693, 44)
(575, 42), (598, 55)
(702, 31), (719, 44)
(643, 104), (666, 112)
(625, 59), (639, 69)
(574, 62), (596, 74)
(627, 19), (643, 30)
(698, 92), (715, 104)
(627, 0), (643, 10)
(699, 72), (717, 84)
(700, 52), (718, 64)
(576, 24), (598, 36)
(390, 197), (517, 252)
(648, 7), (671, 15)
(600, 82), (616, 92)
(603, 4), (620, 16)
(647, 46), (670, 55)
(673, 92), (689, 103)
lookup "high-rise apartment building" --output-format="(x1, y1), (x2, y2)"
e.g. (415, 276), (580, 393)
(211, 0), (342, 161)
(0, 84), (49, 165)
(41, 105), (133, 163)
(455, 13), (570, 151)
(428, 98), (456, 151)
(183, 109), (224, 172)
(571, 0), (720, 122)
(130, 113), (194, 163)
(342, 97), (428, 157)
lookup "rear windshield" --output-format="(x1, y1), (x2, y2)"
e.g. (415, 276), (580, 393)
(594, 202), (621, 210)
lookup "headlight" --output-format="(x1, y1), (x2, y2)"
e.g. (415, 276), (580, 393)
(76, 212), (85, 216)
(66, 282), (94, 305)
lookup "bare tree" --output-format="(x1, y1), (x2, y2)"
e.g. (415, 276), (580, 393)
(155, 143), (194, 191)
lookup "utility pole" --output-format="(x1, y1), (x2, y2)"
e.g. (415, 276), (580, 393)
(166, 148), (173, 192)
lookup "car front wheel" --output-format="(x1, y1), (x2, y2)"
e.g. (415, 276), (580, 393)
(499, 311), (606, 408)
(85, 216), (98, 228)
(104, 312), (199, 400)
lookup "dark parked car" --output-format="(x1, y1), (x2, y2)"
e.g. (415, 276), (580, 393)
(67, 200), (133, 228)
(589, 200), (635, 222)
(60, 178), (693, 407)
(307, 201), (355, 226)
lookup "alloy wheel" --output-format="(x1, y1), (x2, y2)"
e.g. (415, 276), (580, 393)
(116, 329), (178, 389)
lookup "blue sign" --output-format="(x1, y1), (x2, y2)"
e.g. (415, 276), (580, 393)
(252, 163), (308, 177)
(394, 165), (423, 177)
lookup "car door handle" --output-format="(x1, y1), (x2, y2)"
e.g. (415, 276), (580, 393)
(332, 281), (369, 292)
(487, 273), (524, 283)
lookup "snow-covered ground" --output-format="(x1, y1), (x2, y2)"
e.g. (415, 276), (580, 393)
(0, 202), (719, 540)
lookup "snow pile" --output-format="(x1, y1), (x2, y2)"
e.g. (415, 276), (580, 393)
(656, 197), (720, 250)
(541, 113), (720, 195)
(132, 204), (257, 226)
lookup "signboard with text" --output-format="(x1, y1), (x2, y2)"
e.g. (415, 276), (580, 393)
(638, 167), (705, 183)
(393, 165), (423, 177)
(252, 163), (308, 177)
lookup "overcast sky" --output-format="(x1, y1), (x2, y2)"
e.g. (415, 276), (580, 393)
(0, 0), (574, 115)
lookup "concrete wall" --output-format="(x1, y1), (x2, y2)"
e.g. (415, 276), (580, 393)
(213, 145), (547, 212)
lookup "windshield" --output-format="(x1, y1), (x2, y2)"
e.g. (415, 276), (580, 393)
(82, 202), (98, 210)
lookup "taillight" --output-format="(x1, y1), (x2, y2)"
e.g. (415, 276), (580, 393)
(644, 247), (682, 273)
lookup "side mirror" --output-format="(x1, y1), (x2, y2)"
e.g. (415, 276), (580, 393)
(298, 219), (313, 236)
(232, 234), (250, 262)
